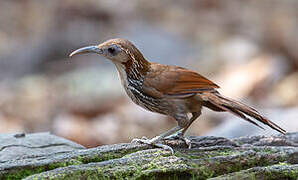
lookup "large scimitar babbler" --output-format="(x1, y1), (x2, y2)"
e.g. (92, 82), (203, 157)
(70, 38), (286, 153)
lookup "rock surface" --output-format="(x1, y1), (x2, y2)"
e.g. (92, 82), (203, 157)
(0, 132), (85, 162)
(0, 132), (297, 179)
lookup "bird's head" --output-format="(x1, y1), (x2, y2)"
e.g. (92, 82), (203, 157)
(70, 38), (146, 65)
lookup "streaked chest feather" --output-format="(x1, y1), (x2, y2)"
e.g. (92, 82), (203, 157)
(115, 62), (168, 114)
(126, 77), (163, 113)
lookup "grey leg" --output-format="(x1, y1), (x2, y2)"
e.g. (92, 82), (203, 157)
(165, 112), (201, 148)
(181, 112), (201, 135)
(147, 126), (182, 142)
(131, 126), (182, 154)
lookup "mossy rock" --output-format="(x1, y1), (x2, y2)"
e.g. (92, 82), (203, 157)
(0, 132), (297, 179)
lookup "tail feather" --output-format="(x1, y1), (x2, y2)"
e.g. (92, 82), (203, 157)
(203, 92), (286, 134)
(223, 105), (266, 130)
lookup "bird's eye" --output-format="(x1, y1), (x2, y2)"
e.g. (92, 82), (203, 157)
(108, 47), (115, 54)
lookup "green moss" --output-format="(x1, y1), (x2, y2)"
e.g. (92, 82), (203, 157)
(2, 147), (138, 179)
(6, 139), (297, 180)
(283, 169), (298, 179)
(76, 155), (84, 162)
(80, 148), (144, 164)
(253, 147), (278, 154)
(215, 164), (298, 180)
(188, 164), (214, 179)
(212, 150), (241, 157)
(52, 153), (166, 179)
(172, 146), (296, 179)
(174, 149), (242, 160)
(2, 167), (45, 180)
(264, 165), (298, 179)
(48, 159), (82, 170)
(249, 172), (257, 180)
(278, 162), (290, 166)
(257, 166), (298, 180)
(84, 151), (192, 180)
(1, 159), (82, 180)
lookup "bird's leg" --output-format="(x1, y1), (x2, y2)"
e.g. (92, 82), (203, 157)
(181, 112), (201, 135)
(165, 112), (200, 148)
(132, 126), (182, 154)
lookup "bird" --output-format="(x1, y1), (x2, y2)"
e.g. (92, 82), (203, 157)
(69, 38), (286, 153)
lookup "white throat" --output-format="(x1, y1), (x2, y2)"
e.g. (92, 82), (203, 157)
(113, 62), (128, 87)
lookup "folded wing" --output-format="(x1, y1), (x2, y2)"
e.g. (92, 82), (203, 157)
(142, 64), (219, 98)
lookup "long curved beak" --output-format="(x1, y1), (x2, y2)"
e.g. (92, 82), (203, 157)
(69, 46), (103, 57)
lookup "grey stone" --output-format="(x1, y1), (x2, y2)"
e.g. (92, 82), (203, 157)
(0, 132), (297, 179)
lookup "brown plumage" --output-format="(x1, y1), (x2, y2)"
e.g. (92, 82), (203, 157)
(70, 38), (286, 151)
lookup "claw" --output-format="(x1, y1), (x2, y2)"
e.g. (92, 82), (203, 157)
(184, 137), (192, 149)
(165, 132), (192, 149)
(131, 138), (145, 144)
(164, 131), (183, 140)
(131, 137), (174, 154)
(141, 136), (148, 140)
(154, 143), (174, 154)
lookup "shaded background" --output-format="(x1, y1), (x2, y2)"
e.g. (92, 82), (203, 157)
(0, 0), (297, 147)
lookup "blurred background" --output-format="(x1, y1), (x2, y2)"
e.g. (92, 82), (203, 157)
(0, 0), (297, 147)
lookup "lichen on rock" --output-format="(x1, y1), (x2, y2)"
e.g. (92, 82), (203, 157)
(0, 132), (297, 179)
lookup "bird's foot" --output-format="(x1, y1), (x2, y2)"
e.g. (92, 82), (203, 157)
(131, 136), (174, 154)
(165, 132), (192, 149)
(164, 131), (182, 140)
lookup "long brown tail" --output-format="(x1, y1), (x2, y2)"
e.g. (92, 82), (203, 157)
(202, 92), (286, 134)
